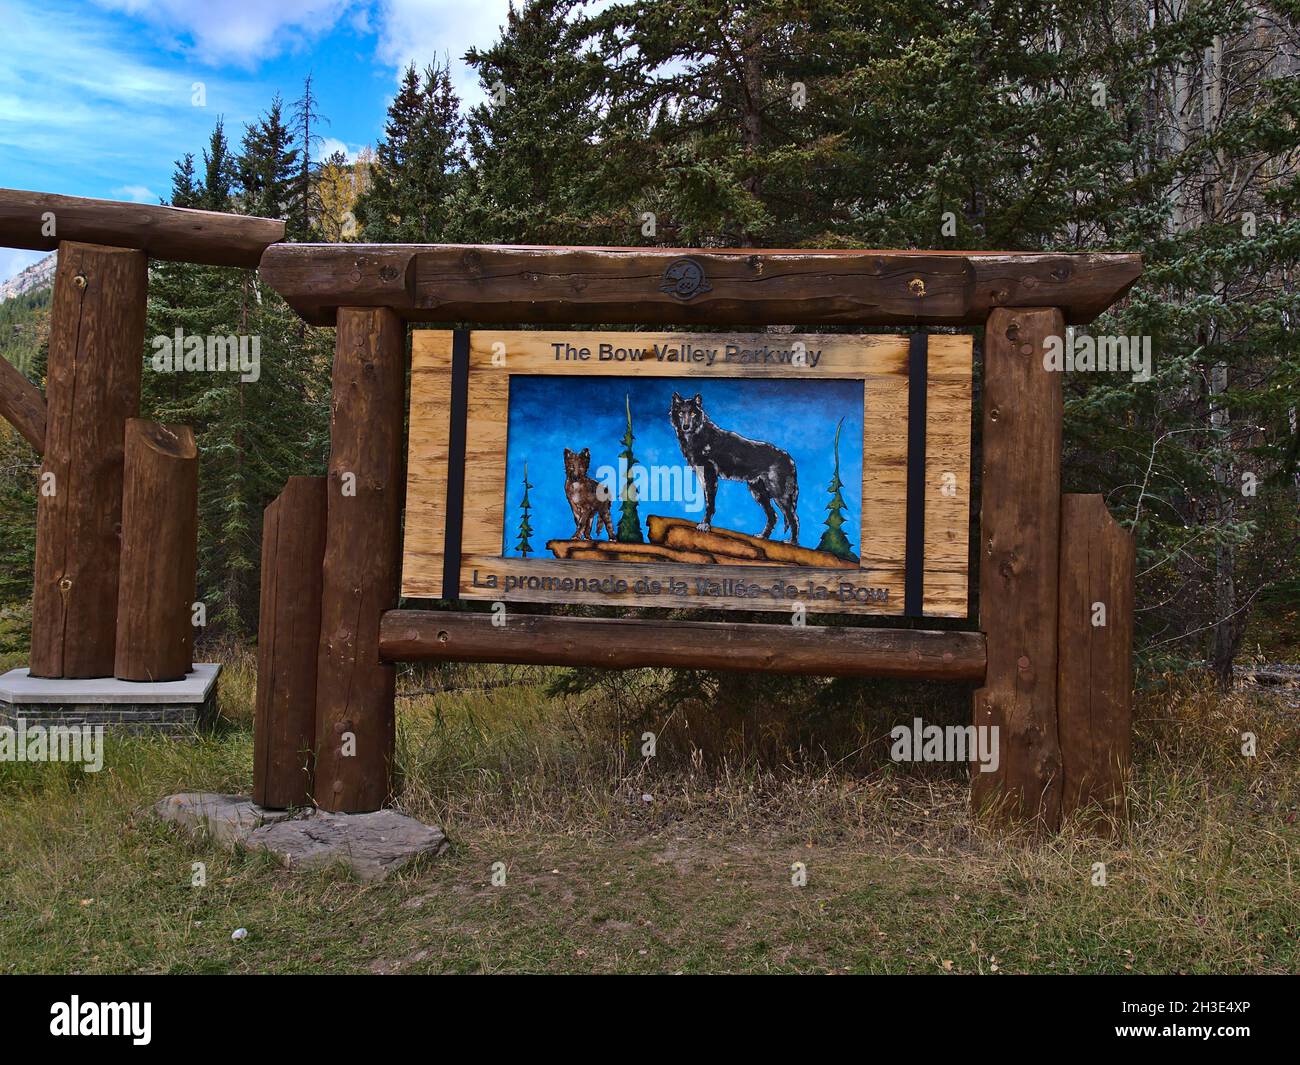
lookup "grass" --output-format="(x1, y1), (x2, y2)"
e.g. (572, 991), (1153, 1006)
(0, 648), (1296, 974)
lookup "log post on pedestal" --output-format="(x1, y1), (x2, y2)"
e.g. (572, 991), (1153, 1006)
(253, 477), (327, 809)
(114, 419), (198, 682)
(313, 307), (406, 813)
(1058, 494), (1136, 827)
(31, 242), (146, 678)
(971, 307), (1066, 828)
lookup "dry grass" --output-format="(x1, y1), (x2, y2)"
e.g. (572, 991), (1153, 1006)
(0, 648), (1296, 973)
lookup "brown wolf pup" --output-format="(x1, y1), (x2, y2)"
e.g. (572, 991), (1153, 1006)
(563, 446), (614, 540)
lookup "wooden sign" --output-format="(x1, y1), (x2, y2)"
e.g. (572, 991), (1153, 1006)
(402, 329), (972, 617)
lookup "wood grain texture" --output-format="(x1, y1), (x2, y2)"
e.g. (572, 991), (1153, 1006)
(380, 610), (987, 681)
(30, 242), (146, 678)
(113, 420), (197, 681)
(314, 308), (406, 813)
(0, 188), (284, 267)
(254, 477), (326, 810)
(0, 355), (46, 453)
(971, 307), (1065, 828)
(1057, 494), (1135, 826)
(260, 244), (1142, 327)
(924, 337), (974, 614)
(400, 330), (972, 617)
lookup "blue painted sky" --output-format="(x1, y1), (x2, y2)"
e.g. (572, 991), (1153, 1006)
(0, 0), (520, 281)
(503, 376), (864, 558)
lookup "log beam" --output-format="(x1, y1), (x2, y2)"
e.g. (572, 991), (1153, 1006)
(0, 356), (46, 453)
(0, 188), (284, 268)
(258, 244), (1142, 328)
(971, 307), (1065, 827)
(254, 477), (327, 809)
(31, 242), (146, 678)
(313, 308), (406, 813)
(114, 420), (198, 682)
(379, 611), (988, 682)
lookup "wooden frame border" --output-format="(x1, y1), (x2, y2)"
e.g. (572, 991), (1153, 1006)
(401, 329), (972, 617)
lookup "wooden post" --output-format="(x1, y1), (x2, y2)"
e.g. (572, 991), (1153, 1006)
(254, 477), (327, 809)
(972, 307), (1065, 828)
(31, 242), (146, 678)
(313, 308), (406, 813)
(113, 420), (198, 682)
(1058, 494), (1135, 825)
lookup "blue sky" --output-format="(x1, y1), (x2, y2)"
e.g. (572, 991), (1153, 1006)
(0, 0), (519, 282)
(503, 376), (864, 559)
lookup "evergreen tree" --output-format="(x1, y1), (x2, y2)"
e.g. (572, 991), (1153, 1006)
(356, 60), (464, 241)
(170, 153), (200, 208)
(290, 73), (327, 238)
(515, 462), (535, 557)
(198, 118), (237, 211)
(461, 0), (611, 243)
(238, 96), (299, 220)
(616, 393), (643, 543)
(817, 419), (853, 561)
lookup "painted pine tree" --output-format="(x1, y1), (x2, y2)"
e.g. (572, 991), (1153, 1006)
(817, 419), (854, 560)
(515, 462), (535, 557)
(616, 394), (644, 543)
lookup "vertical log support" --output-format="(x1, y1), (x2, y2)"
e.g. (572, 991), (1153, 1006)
(254, 477), (327, 809)
(1057, 494), (1135, 825)
(313, 308), (406, 813)
(31, 242), (146, 678)
(114, 420), (198, 681)
(972, 307), (1065, 828)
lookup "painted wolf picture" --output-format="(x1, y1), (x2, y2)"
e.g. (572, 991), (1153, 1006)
(669, 391), (799, 544)
(501, 376), (862, 568)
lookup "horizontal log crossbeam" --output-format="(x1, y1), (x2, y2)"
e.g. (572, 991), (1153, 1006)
(0, 188), (284, 268)
(258, 244), (1142, 327)
(379, 610), (987, 682)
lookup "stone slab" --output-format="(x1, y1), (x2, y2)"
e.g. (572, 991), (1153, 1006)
(1, 665), (220, 734)
(0, 664), (220, 704)
(152, 792), (450, 881)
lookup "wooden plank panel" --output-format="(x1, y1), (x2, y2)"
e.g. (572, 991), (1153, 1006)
(1058, 494), (1135, 826)
(380, 610), (987, 682)
(0, 187), (284, 268)
(400, 331), (455, 597)
(971, 308), (1065, 828)
(259, 244), (1143, 327)
(400, 330), (972, 616)
(924, 336), (974, 615)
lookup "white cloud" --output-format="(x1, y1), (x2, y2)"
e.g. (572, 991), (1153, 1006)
(316, 136), (366, 163)
(113, 185), (162, 203)
(90, 0), (358, 67)
(372, 0), (513, 106)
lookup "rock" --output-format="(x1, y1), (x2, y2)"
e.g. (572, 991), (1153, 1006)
(249, 808), (450, 880)
(152, 792), (295, 846)
(151, 792), (449, 881)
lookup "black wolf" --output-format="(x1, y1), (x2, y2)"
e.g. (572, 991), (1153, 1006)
(669, 392), (799, 544)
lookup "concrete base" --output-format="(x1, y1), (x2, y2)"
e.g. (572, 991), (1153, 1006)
(153, 792), (450, 881)
(0, 664), (220, 734)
